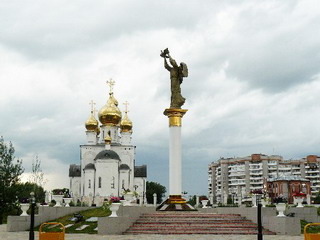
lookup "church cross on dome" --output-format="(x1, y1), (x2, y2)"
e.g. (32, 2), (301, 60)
(107, 78), (115, 94)
(89, 100), (96, 113)
(123, 101), (129, 113)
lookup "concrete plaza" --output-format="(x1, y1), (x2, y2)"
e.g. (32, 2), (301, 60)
(0, 224), (304, 240)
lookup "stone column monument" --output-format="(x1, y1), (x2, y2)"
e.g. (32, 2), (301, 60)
(157, 48), (195, 211)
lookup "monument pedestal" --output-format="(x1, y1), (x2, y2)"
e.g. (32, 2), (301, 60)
(157, 108), (196, 211)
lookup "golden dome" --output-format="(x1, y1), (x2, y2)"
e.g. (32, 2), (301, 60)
(95, 126), (100, 135)
(110, 94), (118, 106)
(85, 111), (98, 131)
(120, 112), (133, 133)
(98, 93), (122, 126)
(104, 131), (112, 144)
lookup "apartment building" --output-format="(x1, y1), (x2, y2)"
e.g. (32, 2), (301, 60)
(208, 154), (320, 203)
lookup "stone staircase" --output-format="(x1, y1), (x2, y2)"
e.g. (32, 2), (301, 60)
(124, 212), (276, 235)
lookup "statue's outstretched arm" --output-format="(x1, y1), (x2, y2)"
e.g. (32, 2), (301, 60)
(164, 57), (172, 71)
(168, 54), (178, 68)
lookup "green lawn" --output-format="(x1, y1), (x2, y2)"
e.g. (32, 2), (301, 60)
(35, 207), (111, 234)
(301, 220), (320, 234)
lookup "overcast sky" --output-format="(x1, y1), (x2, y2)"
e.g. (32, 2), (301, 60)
(1, 0), (320, 196)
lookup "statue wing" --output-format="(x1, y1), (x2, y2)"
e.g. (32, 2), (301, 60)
(180, 62), (188, 77)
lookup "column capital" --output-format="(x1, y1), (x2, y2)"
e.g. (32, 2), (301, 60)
(163, 108), (188, 127)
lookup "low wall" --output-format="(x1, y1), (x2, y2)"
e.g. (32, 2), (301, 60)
(7, 206), (92, 232)
(98, 205), (156, 235)
(286, 207), (320, 223)
(199, 206), (301, 235)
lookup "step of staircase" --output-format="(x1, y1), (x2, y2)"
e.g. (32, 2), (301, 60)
(124, 212), (276, 235)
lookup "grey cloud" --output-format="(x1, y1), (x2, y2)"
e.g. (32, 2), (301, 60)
(0, 0), (210, 59)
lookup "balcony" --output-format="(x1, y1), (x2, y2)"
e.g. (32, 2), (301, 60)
(229, 172), (245, 177)
(268, 162), (277, 166)
(306, 170), (319, 174)
(250, 181), (263, 185)
(306, 175), (320, 179)
(250, 172), (262, 176)
(268, 167), (278, 170)
(250, 176), (262, 181)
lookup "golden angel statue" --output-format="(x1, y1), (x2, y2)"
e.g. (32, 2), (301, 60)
(160, 48), (188, 109)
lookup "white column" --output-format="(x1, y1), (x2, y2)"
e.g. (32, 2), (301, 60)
(169, 126), (181, 195)
(153, 193), (157, 206)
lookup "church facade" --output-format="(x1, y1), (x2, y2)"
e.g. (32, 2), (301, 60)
(69, 81), (147, 205)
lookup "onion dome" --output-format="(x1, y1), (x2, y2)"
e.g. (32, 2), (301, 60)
(120, 112), (133, 133)
(120, 101), (133, 133)
(85, 111), (98, 131)
(104, 132), (112, 145)
(95, 126), (100, 135)
(98, 93), (122, 126)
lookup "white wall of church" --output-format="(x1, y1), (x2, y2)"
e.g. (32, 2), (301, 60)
(119, 169), (130, 191)
(85, 131), (97, 145)
(95, 159), (119, 197)
(120, 132), (132, 145)
(114, 147), (135, 186)
(134, 177), (146, 199)
(70, 177), (81, 198)
(84, 169), (95, 196)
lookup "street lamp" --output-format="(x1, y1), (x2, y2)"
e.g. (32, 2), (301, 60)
(29, 192), (36, 240)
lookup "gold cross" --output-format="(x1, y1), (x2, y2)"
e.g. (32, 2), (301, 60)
(89, 100), (96, 112)
(123, 101), (129, 113)
(106, 78), (115, 93)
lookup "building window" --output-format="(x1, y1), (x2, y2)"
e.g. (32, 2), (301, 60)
(122, 180), (125, 189)
(89, 179), (91, 188)
(98, 177), (102, 188)
(111, 177), (115, 189)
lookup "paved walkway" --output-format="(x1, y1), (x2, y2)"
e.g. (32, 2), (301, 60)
(0, 224), (304, 240)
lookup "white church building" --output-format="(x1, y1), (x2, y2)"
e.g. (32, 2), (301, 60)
(69, 80), (147, 205)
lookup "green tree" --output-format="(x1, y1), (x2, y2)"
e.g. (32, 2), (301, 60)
(14, 182), (45, 204)
(0, 137), (24, 224)
(314, 192), (320, 204)
(146, 181), (166, 204)
(187, 195), (197, 206)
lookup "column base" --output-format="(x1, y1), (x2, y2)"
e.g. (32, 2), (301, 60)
(156, 195), (197, 211)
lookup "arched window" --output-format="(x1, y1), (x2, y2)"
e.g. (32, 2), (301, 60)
(98, 177), (102, 188)
(88, 179), (91, 188)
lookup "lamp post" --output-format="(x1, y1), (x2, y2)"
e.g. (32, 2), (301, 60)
(256, 194), (263, 240)
(29, 192), (36, 240)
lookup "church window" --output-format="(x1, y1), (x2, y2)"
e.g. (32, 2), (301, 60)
(89, 179), (91, 188)
(98, 177), (102, 188)
(111, 177), (115, 189)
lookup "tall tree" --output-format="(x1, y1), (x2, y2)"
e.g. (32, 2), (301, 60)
(0, 137), (24, 224)
(28, 154), (47, 199)
(146, 181), (166, 204)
